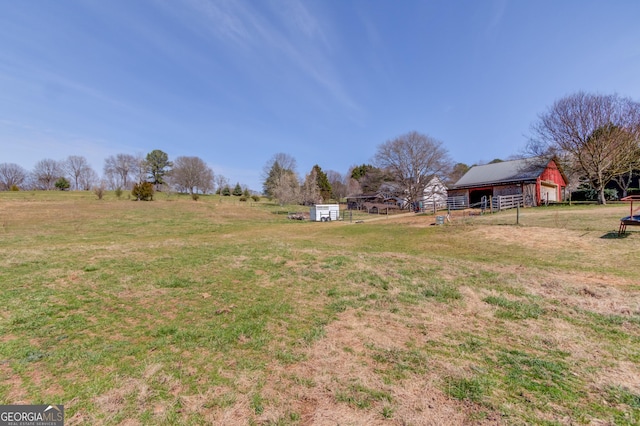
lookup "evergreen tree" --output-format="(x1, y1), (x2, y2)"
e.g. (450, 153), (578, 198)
(232, 182), (243, 196)
(55, 177), (70, 191)
(312, 165), (332, 201)
(145, 150), (172, 190)
(350, 164), (388, 193)
(350, 164), (374, 180)
(263, 161), (283, 198)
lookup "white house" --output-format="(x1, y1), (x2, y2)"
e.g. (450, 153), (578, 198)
(378, 176), (448, 212)
(419, 176), (448, 211)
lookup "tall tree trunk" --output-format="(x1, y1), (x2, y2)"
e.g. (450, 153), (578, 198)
(598, 185), (607, 205)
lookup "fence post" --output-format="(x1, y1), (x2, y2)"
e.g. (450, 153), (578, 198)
(516, 205), (520, 225)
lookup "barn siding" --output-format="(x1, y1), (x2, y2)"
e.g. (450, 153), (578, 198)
(523, 183), (536, 206)
(539, 160), (567, 203)
(449, 158), (568, 207)
(493, 184), (522, 197)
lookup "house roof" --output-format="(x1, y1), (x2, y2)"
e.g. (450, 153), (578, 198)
(453, 157), (552, 189)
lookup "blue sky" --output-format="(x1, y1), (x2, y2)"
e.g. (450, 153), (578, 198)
(2, 0), (640, 191)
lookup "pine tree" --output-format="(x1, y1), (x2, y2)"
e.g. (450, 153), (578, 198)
(145, 150), (172, 190)
(312, 165), (332, 201)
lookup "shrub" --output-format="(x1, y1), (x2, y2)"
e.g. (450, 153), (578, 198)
(93, 185), (105, 200)
(251, 195), (260, 202)
(571, 188), (618, 201)
(115, 187), (123, 199)
(239, 197), (247, 202)
(132, 182), (154, 201)
(191, 193), (199, 201)
(9, 185), (19, 191)
(55, 177), (70, 191)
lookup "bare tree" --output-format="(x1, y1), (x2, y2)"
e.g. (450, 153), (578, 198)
(32, 159), (63, 190)
(346, 177), (362, 197)
(613, 166), (639, 198)
(63, 155), (97, 190)
(0, 163), (28, 190)
(171, 156), (214, 195)
(215, 174), (228, 195)
(133, 153), (148, 185)
(326, 170), (347, 201)
(529, 92), (640, 204)
(374, 131), (451, 206)
(104, 153), (138, 190)
(79, 167), (100, 191)
(301, 168), (322, 205)
(611, 139), (640, 198)
(272, 170), (301, 206)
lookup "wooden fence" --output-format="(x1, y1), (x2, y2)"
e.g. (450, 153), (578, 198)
(491, 194), (524, 211)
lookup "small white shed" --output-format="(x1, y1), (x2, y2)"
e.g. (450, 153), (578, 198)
(310, 204), (340, 222)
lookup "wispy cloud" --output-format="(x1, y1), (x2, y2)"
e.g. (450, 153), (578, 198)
(182, 0), (253, 47)
(180, 0), (363, 120)
(278, 0), (329, 48)
(487, 0), (508, 34)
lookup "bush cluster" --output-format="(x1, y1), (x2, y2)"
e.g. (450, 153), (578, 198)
(571, 188), (618, 201)
(132, 182), (155, 201)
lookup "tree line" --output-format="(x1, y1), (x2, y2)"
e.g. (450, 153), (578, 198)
(2, 91), (639, 205)
(0, 151), (225, 198)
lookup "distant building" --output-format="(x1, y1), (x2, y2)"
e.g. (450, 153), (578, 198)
(346, 176), (448, 212)
(419, 176), (448, 211)
(448, 157), (568, 207)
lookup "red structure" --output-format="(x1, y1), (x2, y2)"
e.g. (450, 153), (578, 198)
(449, 157), (568, 207)
(618, 195), (640, 236)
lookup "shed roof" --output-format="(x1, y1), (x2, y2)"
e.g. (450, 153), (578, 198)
(453, 157), (550, 189)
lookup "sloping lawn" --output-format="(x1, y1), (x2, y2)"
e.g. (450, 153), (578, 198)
(1, 192), (638, 424)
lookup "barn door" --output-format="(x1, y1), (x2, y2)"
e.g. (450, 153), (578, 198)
(540, 183), (558, 203)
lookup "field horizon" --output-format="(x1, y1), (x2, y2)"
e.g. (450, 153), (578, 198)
(1, 191), (639, 425)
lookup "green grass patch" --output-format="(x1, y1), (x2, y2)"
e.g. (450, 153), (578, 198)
(493, 349), (581, 403)
(605, 385), (640, 409)
(422, 280), (462, 302)
(335, 383), (393, 409)
(444, 375), (487, 403)
(483, 295), (544, 319)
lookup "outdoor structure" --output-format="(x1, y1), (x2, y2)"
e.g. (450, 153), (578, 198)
(346, 176), (448, 213)
(346, 193), (401, 211)
(310, 204), (340, 222)
(618, 195), (640, 236)
(418, 176), (448, 212)
(448, 157), (568, 209)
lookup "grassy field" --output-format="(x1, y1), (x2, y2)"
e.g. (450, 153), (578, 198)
(1, 191), (639, 425)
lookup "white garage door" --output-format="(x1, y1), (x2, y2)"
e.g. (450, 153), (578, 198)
(541, 183), (557, 202)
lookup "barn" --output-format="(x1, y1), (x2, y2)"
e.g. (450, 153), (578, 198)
(448, 157), (568, 208)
